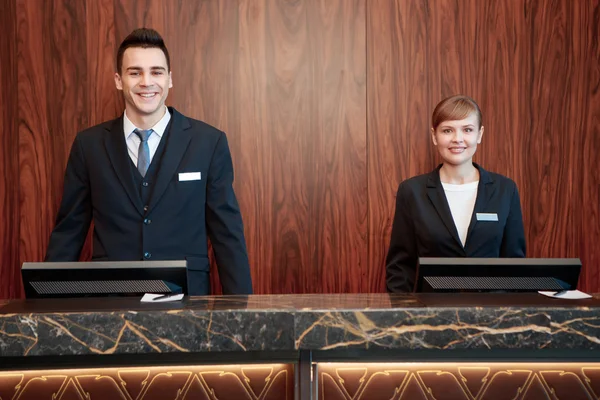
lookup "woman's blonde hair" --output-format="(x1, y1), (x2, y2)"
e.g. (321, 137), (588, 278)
(432, 95), (482, 129)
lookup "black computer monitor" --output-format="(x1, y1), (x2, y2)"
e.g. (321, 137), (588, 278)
(21, 260), (188, 298)
(416, 258), (582, 293)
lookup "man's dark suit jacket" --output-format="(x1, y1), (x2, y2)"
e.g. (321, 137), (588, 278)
(385, 163), (526, 293)
(45, 107), (253, 295)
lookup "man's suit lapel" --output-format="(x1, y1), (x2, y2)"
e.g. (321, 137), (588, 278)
(465, 164), (495, 247)
(147, 108), (192, 213)
(104, 116), (145, 215)
(426, 167), (463, 249)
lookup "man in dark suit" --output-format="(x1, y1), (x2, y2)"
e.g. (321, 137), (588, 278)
(45, 28), (253, 295)
(386, 95), (526, 293)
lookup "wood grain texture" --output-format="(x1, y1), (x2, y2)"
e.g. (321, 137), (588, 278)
(581, 1), (600, 293)
(83, 0), (119, 262)
(236, 0), (273, 295)
(17, 0), (89, 270)
(366, 0), (432, 293)
(16, 0), (52, 286)
(245, 0), (314, 294)
(306, 0), (367, 293)
(87, 0), (119, 126)
(236, 0), (367, 293)
(0, 0), (20, 299)
(248, 0), (367, 293)
(520, 0), (584, 280)
(1, 0), (599, 298)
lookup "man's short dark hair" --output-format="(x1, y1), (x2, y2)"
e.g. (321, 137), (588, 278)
(116, 28), (170, 74)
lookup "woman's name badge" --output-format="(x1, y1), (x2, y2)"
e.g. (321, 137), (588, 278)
(476, 213), (498, 221)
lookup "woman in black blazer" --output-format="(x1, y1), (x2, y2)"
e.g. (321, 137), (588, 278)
(385, 95), (526, 292)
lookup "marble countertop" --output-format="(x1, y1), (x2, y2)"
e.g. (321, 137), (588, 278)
(1, 293), (599, 357)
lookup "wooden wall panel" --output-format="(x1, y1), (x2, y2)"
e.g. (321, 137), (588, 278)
(238, 0), (314, 294)
(235, 0), (368, 294)
(305, 0), (367, 293)
(520, 0), (584, 276)
(87, 0), (120, 126)
(17, 0), (89, 275)
(16, 0), (50, 290)
(581, 2), (600, 293)
(236, 0), (274, 294)
(1, 0), (598, 298)
(0, 0), (20, 299)
(366, 0), (432, 293)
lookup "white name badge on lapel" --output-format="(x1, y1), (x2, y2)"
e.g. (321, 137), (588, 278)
(476, 213), (498, 222)
(178, 172), (201, 181)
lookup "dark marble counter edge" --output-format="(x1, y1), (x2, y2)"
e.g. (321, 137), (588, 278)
(1, 293), (599, 315)
(2, 304), (600, 357)
(2, 306), (597, 315)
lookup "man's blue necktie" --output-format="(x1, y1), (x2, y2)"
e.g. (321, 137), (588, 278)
(133, 128), (153, 177)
